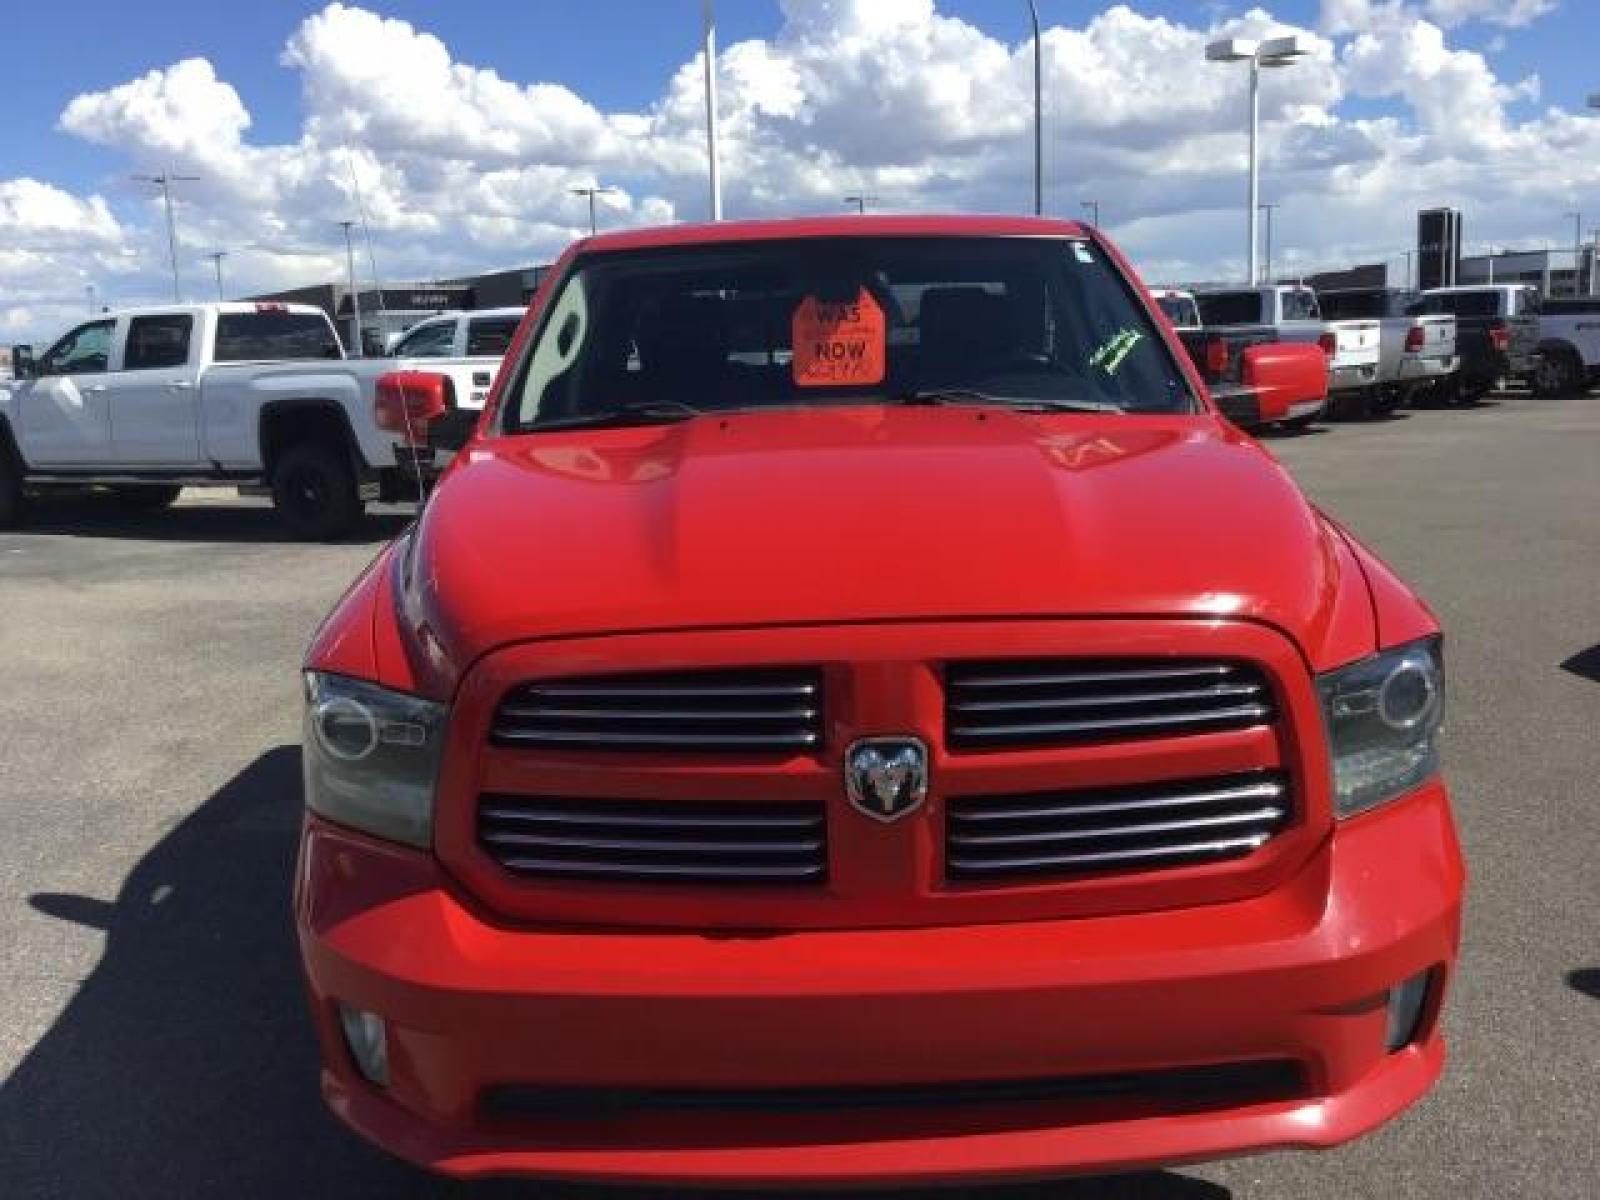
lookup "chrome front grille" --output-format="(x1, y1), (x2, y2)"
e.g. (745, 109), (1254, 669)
(478, 796), (828, 884)
(491, 667), (823, 753)
(945, 659), (1274, 750)
(946, 772), (1290, 880)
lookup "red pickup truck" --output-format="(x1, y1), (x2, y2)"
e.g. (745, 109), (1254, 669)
(296, 215), (1463, 1187)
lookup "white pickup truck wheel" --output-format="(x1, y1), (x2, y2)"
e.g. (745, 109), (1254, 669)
(0, 450), (23, 529)
(271, 442), (365, 541)
(1533, 346), (1583, 399)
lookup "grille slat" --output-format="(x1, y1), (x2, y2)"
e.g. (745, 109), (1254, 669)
(950, 778), (1286, 824)
(948, 805), (1287, 847)
(499, 704), (820, 722)
(948, 834), (1274, 874)
(489, 858), (826, 881)
(478, 795), (828, 885)
(950, 682), (1264, 713)
(482, 830), (826, 856)
(492, 667), (824, 753)
(478, 803), (823, 831)
(517, 682), (818, 701)
(947, 772), (1289, 881)
(953, 664), (1235, 689)
(946, 659), (1275, 749)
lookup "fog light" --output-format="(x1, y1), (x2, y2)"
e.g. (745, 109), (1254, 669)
(338, 1004), (390, 1085)
(1384, 970), (1434, 1052)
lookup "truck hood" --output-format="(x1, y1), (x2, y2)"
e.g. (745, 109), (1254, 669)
(397, 407), (1366, 692)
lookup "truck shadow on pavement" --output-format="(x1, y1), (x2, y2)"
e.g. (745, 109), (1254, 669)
(1568, 969), (1600, 1001)
(13, 493), (411, 545)
(1558, 644), (1600, 685)
(2, 746), (1229, 1200)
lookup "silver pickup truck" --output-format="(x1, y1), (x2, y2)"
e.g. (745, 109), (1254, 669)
(1533, 296), (1600, 397)
(1318, 287), (1458, 414)
(1195, 285), (1380, 427)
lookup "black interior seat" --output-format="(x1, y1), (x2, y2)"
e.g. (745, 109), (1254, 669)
(918, 287), (1017, 383)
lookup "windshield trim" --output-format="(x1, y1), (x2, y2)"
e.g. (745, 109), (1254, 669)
(496, 234), (1197, 435)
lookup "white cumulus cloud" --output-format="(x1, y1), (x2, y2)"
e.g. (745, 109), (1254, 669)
(1, 0), (1592, 344)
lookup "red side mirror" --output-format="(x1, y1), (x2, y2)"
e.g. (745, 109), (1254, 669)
(375, 371), (453, 446)
(1236, 342), (1327, 424)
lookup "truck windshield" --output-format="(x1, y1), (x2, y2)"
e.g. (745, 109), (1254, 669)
(1194, 292), (1264, 326)
(1281, 290), (1320, 321)
(1154, 295), (1199, 328)
(507, 236), (1193, 429)
(214, 312), (343, 362)
(1414, 292), (1497, 318)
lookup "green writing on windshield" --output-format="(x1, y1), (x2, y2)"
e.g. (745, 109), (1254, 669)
(1089, 328), (1143, 376)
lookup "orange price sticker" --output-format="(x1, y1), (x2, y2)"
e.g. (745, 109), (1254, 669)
(791, 288), (886, 388)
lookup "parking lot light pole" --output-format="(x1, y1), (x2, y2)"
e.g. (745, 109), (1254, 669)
(132, 172), (200, 302)
(1206, 35), (1309, 285)
(703, 0), (722, 220)
(843, 194), (877, 214)
(1565, 212), (1582, 296)
(339, 221), (363, 358)
(570, 186), (619, 236)
(1259, 202), (1280, 282)
(206, 251), (226, 301)
(1028, 0), (1042, 216)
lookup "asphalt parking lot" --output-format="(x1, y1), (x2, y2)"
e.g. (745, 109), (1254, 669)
(2, 390), (1597, 1199)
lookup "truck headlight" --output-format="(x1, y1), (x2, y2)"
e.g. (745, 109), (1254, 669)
(1316, 636), (1443, 819)
(302, 672), (446, 847)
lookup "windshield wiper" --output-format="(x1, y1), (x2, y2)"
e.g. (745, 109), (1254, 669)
(894, 389), (1122, 414)
(530, 399), (704, 432)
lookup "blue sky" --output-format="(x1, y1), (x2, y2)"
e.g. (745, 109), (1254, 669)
(4, 0), (1591, 194)
(3, 1), (1598, 340)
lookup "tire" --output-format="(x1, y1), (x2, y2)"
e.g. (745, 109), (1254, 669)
(1533, 348), (1583, 399)
(270, 441), (364, 541)
(0, 449), (23, 530)
(109, 484), (182, 511)
(1445, 376), (1481, 407)
(1368, 389), (1404, 418)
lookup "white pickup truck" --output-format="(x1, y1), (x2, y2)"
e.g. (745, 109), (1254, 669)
(1195, 285), (1381, 426)
(382, 306), (525, 408)
(1532, 296), (1600, 397)
(1317, 287), (1458, 414)
(0, 302), (516, 539)
(1149, 288), (1202, 331)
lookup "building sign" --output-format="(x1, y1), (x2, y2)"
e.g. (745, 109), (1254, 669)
(336, 287), (470, 316)
(1418, 209), (1462, 291)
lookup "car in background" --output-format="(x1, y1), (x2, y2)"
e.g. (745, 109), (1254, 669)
(1414, 285), (1539, 402)
(1195, 285), (1380, 426)
(1149, 289), (1300, 430)
(0, 302), (487, 538)
(295, 213), (1461, 1188)
(1150, 288), (1201, 330)
(1318, 287), (1458, 415)
(382, 307), (526, 410)
(1531, 296), (1600, 398)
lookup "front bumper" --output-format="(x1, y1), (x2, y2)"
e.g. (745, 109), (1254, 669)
(1398, 354), (1459, 382)
(1285, 395), (1328, 421)
(296, 780), (1463, 1187)
(1328, 363), (1378, 394)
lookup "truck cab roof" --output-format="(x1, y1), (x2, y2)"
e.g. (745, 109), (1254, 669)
(575, 213), (1092, 255)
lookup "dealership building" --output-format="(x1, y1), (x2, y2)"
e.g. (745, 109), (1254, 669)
(1457, 247), (1598, 296)
(248, 263), (552, 355)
